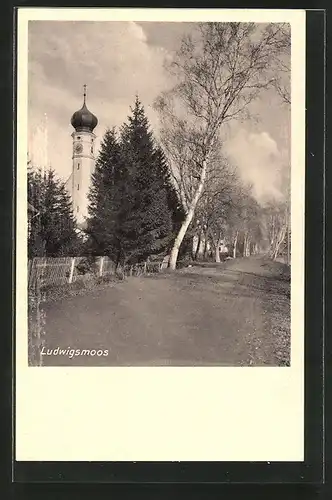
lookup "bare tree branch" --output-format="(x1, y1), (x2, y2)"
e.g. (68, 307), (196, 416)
(154, 22), (291, 269)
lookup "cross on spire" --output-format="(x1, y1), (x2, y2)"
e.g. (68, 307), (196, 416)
(83, 84), (87, 104)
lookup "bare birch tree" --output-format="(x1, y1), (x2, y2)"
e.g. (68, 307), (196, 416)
(271, 24), (291, 105)
(270, 25), (291, 263)
(198, 159), (242, 262)
(261, 200), (288, 260)
(155, 22), (291, 269)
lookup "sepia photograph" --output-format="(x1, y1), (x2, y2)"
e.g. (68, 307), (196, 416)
(26, 18), (292, 367)
(16, 8), (306, 464)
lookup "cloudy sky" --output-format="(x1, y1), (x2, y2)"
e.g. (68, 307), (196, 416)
(28, 21), (291, 204)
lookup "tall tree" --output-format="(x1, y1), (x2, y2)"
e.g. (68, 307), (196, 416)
(28, 168), (81, 257)
(194, 154), (238, 262)
(261, 200), (289, 261)
(155, 22), (290, 269)
(86, 128), (124, 262)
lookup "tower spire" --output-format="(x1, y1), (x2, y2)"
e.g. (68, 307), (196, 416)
(71, 85), (98, 132)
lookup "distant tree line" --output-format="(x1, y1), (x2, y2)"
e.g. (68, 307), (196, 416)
(28, 166), (82, 258)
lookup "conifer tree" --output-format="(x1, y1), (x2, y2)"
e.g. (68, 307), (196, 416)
(28, 168), (81, 257)
(86, 128), (124, 262)
(86, 98), (183, 265)
(118, 97), (174, 264)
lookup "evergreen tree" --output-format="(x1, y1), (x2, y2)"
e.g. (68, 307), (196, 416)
(86, 128), (124, 262)
(28, 168), (81, 257)
(118, 97), (174, 264)
(86, 97), (183, 266)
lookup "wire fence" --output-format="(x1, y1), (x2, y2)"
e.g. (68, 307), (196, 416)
(28, 255), (170, 290)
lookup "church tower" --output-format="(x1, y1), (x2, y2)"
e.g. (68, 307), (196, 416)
(70, 85), (98, 228)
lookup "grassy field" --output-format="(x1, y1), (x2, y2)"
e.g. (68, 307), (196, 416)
(29, 256), (291, 367)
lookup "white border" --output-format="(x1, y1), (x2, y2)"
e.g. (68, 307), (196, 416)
(16, 8), (305, 461)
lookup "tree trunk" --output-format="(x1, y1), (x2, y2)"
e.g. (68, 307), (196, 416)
(272, 225), (287, 260)
(243, 233), (248, 257)
(246, 237), (251, 257)
(169, 159), (208, 270)
(193, 231), (201, 260)
(214, 233), (222, 263)
(269, 216), (276, 258)
(203, 233), (209, 259)
(115, 247), (122, 268)
(233, 231), (238, 259)
(169, 211), (195, 269)
(191, 236), (196, 261)
(196, 231), (205, 260)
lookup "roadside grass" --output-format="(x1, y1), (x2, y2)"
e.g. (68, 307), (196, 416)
(180, 258), (291, 366)
(30, 273), (124, 304)
(238, 259), (290, 366)
(260, 263), (290, 366)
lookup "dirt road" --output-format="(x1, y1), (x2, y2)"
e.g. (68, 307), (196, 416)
(35, 257), (290, 366)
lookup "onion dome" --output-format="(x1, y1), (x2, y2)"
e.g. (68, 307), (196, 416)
(71, 85), (98, 133)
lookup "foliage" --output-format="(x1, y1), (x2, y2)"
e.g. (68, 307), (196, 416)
(87, 97), (179, 265)
(86, 127), (124, 260)
(155, 22), (291, 268)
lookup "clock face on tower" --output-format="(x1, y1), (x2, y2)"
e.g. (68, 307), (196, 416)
(75, 143), (83, 154)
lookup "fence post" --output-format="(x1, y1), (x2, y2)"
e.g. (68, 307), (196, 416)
(99, 256), (105, 277)
(41, 258), (47, 287)
(68, 257), (76, 284)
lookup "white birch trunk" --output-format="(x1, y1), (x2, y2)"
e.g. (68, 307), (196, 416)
(203, 232), (209, 259)
(193, 232), (201, 260)
(215, 246), (221, 263)
(233, 231), (238, 259)
(169, 159), (208, 270)
(215, 233), (222, 263)
(246, 236), (251, 257)
(243, 233), (248, 257)
(272, 224), (287, 260)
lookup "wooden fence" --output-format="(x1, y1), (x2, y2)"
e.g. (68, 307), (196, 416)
(28, 255), (170, 289)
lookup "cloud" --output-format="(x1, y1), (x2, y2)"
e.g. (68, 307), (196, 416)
(27, 20), (291, 203)
(225, 129), (287, 205)
(28, 21), (171, 179)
